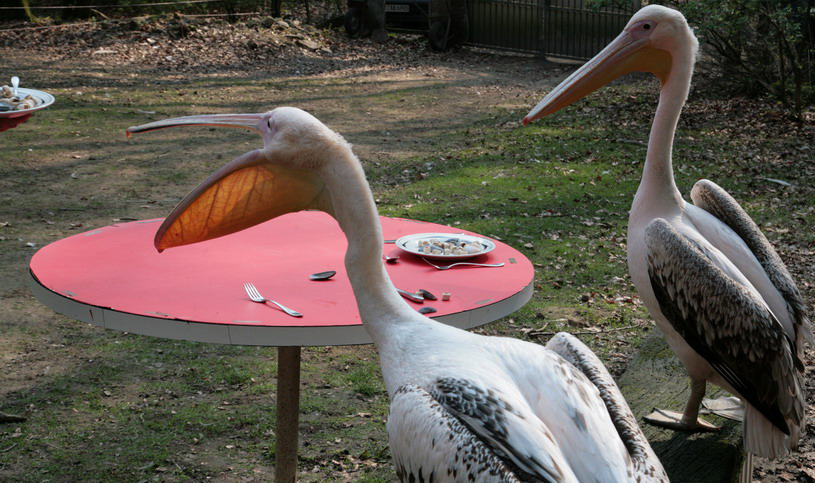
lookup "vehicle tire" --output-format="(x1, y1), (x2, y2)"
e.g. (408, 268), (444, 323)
(428, 21), (448, 51)
(344, 7), (364, 38)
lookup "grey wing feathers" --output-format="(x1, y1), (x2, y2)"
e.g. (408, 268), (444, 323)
(644, 219), (804, 436)
(429, 378), (561, 482)
(691, 179), (813, 353)
(546, 333), (668, 482)
(388, 385), (523, 483)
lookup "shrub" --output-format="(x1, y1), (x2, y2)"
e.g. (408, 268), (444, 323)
(665, 0), (814, 118)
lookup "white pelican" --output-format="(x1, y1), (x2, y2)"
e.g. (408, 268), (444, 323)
(523, 5), (811, 459)
(127, 107), (667, 481)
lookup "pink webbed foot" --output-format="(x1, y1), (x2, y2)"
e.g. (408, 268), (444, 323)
(643, 408), (720, 432)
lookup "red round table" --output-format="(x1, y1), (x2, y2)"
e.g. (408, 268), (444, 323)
(28, 211), (534, 481)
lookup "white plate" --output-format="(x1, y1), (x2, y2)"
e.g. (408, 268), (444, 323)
(0, 87), (56, 119)
(395, 233), (496, 260)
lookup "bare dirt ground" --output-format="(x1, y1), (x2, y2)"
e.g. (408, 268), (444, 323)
(2, 15), (814, 482)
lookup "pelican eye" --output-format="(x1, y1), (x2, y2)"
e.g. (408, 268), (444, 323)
(628, 20), (655, 39)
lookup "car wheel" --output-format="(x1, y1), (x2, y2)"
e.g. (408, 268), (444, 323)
(428, 21), (448, 51)
(344, 7), (364, 38)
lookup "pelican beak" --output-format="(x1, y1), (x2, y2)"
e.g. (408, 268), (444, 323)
(523, 29), (671, 125)
(127, 113), (331, 252)
(126, 113), (265, 137)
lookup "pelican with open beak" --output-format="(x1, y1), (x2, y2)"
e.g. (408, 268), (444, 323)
(128, 107), (668, 481)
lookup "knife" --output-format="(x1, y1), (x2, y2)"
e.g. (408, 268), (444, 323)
(396, 288), (424, 303)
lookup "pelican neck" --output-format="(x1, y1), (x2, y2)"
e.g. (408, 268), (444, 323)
(320, 148), (417, 341)
(637, 48), (695, 207)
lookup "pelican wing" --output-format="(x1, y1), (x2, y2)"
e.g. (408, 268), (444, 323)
(426, 377), (578, 482)
(644, 219), (804, 435)
(546, 332), (668, 482)
(387, 385), (526, 483)
(691, 179), (814, 352)
(499, 340), (635, 482)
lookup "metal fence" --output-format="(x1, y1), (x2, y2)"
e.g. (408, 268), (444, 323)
(465, 0), (639, 60)
(466, 0), (542, 53)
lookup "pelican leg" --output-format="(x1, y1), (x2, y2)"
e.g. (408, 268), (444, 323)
(644, 379), (719, 432)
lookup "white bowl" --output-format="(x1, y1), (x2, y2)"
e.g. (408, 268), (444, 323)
(395, 232), (496, 260)
(1, 87), (56, 119)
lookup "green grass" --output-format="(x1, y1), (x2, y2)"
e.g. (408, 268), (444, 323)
(370, 98), (650, 343)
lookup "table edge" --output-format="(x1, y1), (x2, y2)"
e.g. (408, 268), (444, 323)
(29, 269), (534, 346)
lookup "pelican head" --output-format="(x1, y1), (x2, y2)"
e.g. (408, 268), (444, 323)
(523, 5), (698, 125)
(126, 107), (341, 252)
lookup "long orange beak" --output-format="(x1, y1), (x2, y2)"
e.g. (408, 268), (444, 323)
(126, 113), (265, 137)
(523, 29), (671, 125)
(127, 113), (331, 252)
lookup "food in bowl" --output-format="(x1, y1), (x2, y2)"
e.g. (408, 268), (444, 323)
(1, 85), (41, 111)
(416, 237), (484, 256)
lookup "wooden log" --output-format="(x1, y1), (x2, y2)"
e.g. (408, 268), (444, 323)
(617, 328), (745, 482)
(0, 412), (26, 423)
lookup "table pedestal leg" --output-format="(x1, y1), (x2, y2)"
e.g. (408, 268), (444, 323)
(275, 346), (301, 482)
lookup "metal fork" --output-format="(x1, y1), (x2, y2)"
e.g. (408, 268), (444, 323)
(244, 282), (303, 317)
(422, 258), (505, 270)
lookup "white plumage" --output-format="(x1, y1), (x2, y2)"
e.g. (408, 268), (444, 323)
(524, 5), (811, 459)
(128, 107), (666, 481)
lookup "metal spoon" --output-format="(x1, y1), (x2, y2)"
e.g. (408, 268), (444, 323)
(383, 254), (400, 263)
(11, 76), (19, 97)
(309, 270), (336, 281)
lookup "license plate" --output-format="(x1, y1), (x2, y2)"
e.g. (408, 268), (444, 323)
(386, 4), (410, 12)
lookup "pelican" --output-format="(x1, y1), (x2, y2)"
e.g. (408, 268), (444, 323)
(127, 107), (667, 481)
(523, 5), (811, 459)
